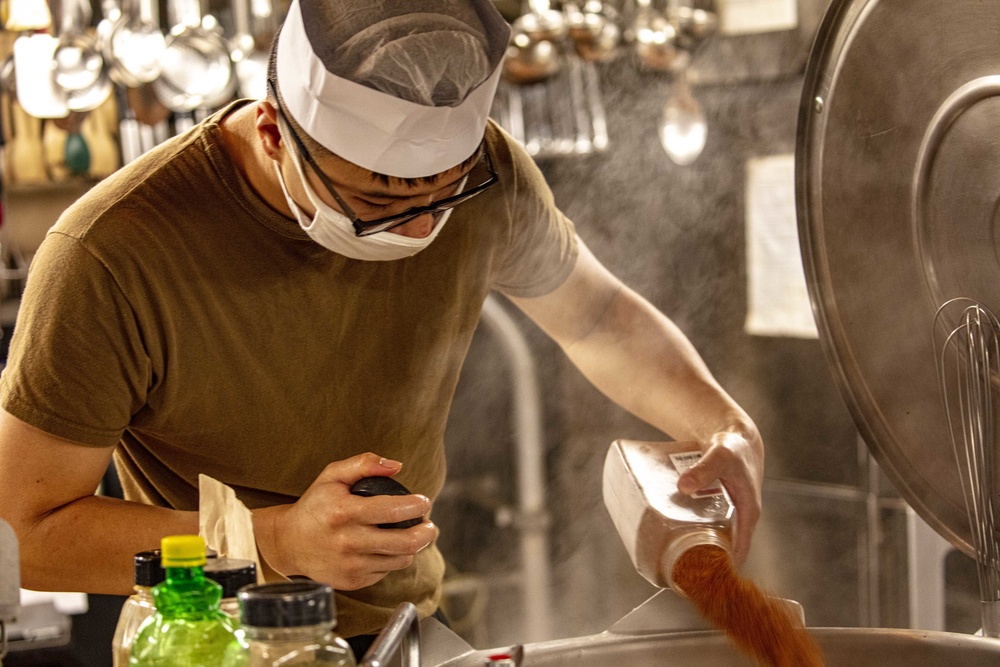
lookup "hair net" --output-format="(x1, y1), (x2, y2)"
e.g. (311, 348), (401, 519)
(300, 0), (497, 107)
(276, 0), (509, 177)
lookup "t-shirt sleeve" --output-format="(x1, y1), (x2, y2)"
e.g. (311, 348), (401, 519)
(0, 231), (150, 447)
(491, 129), (578, 298)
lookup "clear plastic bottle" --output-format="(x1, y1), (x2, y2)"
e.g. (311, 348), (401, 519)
(603, 439), (735, 591)
(221, 581), (356, 667)
(129, 535), (239, 667)
(204, 558), (257, 619)
(113, 551), (166, 667)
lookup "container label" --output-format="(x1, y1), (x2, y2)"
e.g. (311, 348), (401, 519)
(669, 451), (726, 498)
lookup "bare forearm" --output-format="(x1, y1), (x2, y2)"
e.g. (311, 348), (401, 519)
(563, 285), (753, 442)
(251, 503), (290, 578)
(511, 241), (763, 561)
(18, 495), (198, 595)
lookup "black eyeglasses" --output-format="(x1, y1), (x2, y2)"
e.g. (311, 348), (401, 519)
(268, 79), (499, 237)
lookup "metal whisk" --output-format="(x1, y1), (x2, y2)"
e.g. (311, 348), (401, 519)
(934, 298), (1000, 636)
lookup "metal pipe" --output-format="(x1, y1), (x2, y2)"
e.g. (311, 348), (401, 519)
(906, 507), (952, 631)
(360, 602), (419, 667)
(480, 294), (553, 642)
(0, 519), (20, 661)
(860, 442), (881, 627)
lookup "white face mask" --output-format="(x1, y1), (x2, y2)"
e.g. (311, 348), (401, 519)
(273, 132), (459, 261)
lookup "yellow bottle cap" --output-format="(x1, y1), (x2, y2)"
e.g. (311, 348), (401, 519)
(160, 535), (207, 568)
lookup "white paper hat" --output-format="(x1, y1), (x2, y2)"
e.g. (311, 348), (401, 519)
(276, 0), (510, 178)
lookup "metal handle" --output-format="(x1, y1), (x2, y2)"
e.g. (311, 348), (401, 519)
(583, 62), (608, 151)
(169, 0), (201, 28)
(981, 600), (1000, 638)
(232, 0), (251, 43)
(137, 0), (157, 29)
(360, 602), (420, 667)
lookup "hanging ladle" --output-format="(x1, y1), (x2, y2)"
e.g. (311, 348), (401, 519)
(632, 0), (681, 72)
(503, 0), (565, 85)
(51, 0), (113, 112)
(658, 64), (706, 166)
(673, 2), (718, 52)
(52, 36), (103, 94)
(565, 0), (621, 63)
(102, 0), (166, 87)
(503, 28), (562, 84)
(516, 0), (567, 42)
(153, 0), (236, 112)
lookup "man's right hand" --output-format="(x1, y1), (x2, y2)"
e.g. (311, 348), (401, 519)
(253, 453), (437, 590)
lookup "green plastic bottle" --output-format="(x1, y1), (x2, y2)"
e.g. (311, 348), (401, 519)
(129, 535), (239, 666)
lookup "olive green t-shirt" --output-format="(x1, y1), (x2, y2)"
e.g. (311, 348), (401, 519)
(0, 102), (577, 636)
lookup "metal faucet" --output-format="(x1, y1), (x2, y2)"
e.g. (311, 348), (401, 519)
(0, 519), (20, 662)
(360, 602), (419, 667)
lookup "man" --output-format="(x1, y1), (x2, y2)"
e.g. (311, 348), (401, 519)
(0, 0), (763, 656)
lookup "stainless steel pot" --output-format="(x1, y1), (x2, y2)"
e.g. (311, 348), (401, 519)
(366, 591), (1000, 666)
(470, 630), (1000, 666)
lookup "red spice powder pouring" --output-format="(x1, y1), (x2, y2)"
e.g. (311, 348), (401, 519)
(672, 545), (825, 667)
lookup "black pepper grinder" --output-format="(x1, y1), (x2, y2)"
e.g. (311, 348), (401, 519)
(349, 477), (424, 529)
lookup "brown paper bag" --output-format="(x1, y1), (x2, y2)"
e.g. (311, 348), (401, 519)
(198, 474), (289, 584)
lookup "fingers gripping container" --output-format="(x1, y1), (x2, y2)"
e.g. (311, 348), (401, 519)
(602, 440), (735, 591)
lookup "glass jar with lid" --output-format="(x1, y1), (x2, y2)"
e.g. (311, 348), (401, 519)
(222, 580), (356, 667)
(204, 557), (257, 619)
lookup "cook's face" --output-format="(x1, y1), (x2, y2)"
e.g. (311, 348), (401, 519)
(259, 96), (483, 239)
(297, 148), (477, 239)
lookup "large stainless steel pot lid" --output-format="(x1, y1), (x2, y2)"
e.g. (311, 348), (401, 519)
(796, 0), (1000, 557)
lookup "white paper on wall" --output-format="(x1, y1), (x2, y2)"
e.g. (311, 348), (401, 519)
(744, 153), (818, 339)
(717, 0), (798, 36)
